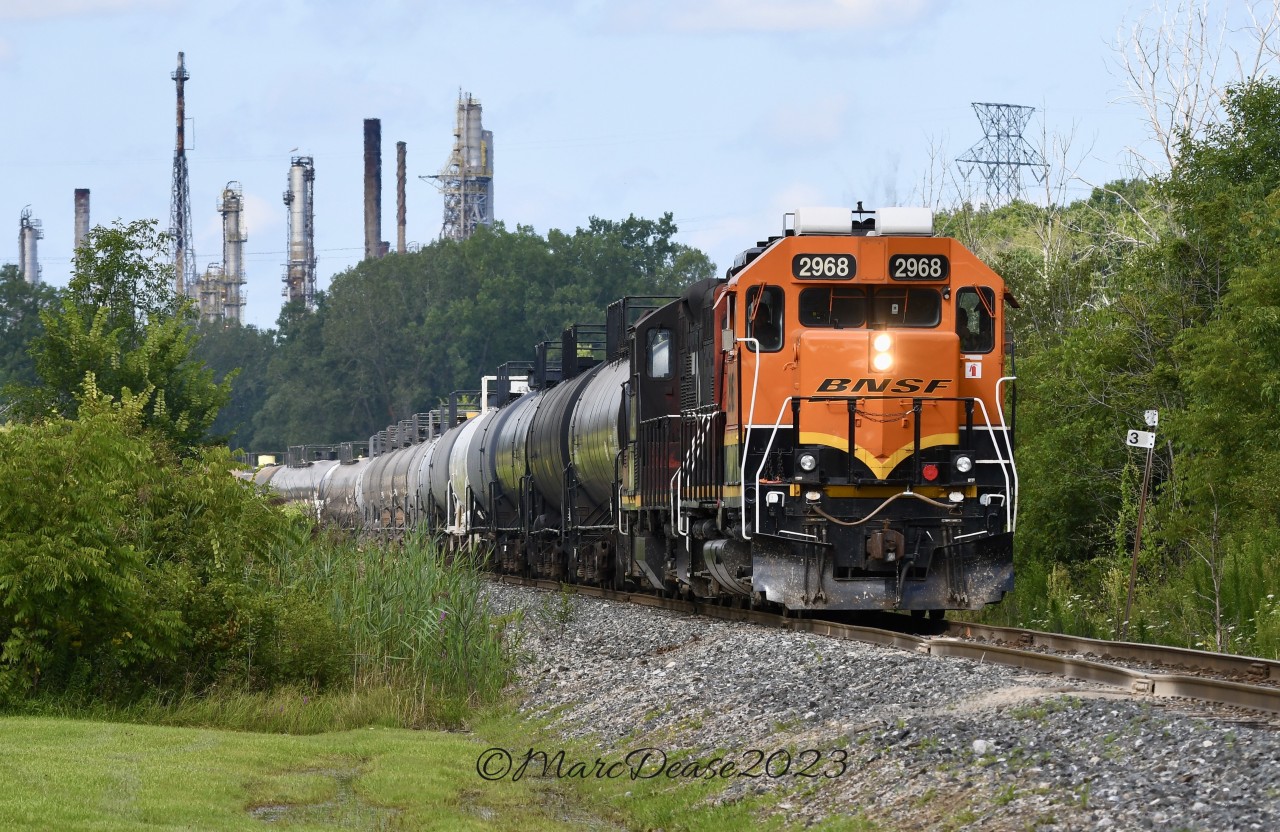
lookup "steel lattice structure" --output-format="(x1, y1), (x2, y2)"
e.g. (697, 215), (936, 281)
(956, 103), (1047, 206)
(425, 92), (494, 241)
(169, 52), (197, 299)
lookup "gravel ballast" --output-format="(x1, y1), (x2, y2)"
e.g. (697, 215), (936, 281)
(486, 582), (1280, 830)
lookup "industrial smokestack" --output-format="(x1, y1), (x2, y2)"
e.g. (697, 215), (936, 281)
(396, 141), (406, 254)
(363, 118), (382, 260)
(73, 189), (90, 251)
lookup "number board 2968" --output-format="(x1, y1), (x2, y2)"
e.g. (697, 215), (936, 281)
(889, 254), (949, 280)
(791, 254), (855, 280)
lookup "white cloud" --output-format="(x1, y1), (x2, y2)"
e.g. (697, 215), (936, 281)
(610, 0), (938, 33)
(0, 0), (172, 21)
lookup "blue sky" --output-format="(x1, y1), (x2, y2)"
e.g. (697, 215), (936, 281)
(0, 0), (1242, 328)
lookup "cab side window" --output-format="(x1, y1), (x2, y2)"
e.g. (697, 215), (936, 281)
(956, 287), (995, 353)
(745, 285), (784, 352)
(648, 328), (673, 379)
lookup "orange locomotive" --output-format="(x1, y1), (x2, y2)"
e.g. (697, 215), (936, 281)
(621, 206), (1016, 612)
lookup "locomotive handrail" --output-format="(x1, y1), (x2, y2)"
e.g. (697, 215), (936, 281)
(971, 396), (1014, 531)
(615, 449), (630, 535)
(751, 396), (821, 542)
(737, 337), (761, 539)
(995, 376), (1019, 531)
(747, 391), (1017, 537)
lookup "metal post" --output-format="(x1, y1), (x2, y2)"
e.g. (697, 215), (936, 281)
(1121, 442), (1155, 641)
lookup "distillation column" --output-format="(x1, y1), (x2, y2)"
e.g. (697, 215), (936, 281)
(283, 156), (316, 309)
(218, 182), (247, 325)
(18, 207), (42, 285)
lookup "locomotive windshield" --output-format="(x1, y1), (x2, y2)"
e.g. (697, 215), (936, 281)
(799, 287), (941, 328)
(799, 287), (866, 328)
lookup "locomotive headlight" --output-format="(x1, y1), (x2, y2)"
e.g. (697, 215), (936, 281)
(871, 333), (894, 371)
(954, 454), (974, 474)
(798, 452), (818, 472)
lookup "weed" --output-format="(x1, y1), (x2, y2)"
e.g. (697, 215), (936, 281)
(539, 583), (577, 634)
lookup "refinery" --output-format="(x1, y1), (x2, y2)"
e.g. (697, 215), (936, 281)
(8, 52), (495, 329)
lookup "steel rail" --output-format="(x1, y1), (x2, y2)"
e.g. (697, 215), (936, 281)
(940, 620), (1280, 683)
(491, 575), (1280, 715)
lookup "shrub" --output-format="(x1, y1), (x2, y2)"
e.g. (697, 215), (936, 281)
(0, 382), (327, 702)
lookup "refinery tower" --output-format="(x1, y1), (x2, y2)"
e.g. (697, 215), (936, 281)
(427, 92), (494, 241)
(283, 156), (316, 309)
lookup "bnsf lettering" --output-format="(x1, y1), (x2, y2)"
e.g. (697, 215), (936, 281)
(816, 378), (952, 394)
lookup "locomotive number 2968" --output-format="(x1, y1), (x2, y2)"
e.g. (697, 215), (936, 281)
(792, 253), (855, 279)
(889, 254), (949, 280)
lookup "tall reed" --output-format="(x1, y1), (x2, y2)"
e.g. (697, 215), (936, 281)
(272, 531), (519, 726)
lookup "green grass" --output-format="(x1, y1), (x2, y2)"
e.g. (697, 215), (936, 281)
(0, 715), (611, 831)
(0, 710), (882, 831)
(472, 710), (876, 832)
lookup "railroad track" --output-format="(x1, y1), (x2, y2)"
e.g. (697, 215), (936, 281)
(491, 575), (1280, 716)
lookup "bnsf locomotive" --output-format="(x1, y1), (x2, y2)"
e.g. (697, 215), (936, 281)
(256, 206), (1017, 613)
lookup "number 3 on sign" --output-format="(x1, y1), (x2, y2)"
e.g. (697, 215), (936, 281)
(1126, 430), (1156, 449)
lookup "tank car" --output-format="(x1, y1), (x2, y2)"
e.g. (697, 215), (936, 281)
(259, 206), (1017, 614)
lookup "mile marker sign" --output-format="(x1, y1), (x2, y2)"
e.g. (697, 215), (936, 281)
(1126, 430), (1156, 449)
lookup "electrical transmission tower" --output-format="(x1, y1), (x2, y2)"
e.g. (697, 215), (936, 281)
(170, 52), (197, 299)
(956, 102), (1047, 206)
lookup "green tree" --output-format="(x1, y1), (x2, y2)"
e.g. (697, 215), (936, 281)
(192, 323), (276, 451)
(12, 220), (230, 449)
(0, 380), (333, 701)
(252, 214), (713, 447)
(1156, 79), (1280, 650)
(0, 264), (59, 395)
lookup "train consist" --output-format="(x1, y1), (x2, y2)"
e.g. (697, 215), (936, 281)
(256, 206), (1018, 613)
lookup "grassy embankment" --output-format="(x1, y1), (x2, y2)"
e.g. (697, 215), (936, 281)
(3, 532), (875, 831)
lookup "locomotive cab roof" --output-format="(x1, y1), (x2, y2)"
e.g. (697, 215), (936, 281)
(728, 205), (936, 277)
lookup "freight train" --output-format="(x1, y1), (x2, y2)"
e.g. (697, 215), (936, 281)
(255, 206), (1018, 613)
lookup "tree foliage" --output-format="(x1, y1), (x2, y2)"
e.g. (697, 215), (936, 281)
(967, 78), (1280, 655)
(0, 381), (338, 702)
(10, 220), (230, 449)
(0, 264), (59, 395)
(250, 213), (713, 448)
